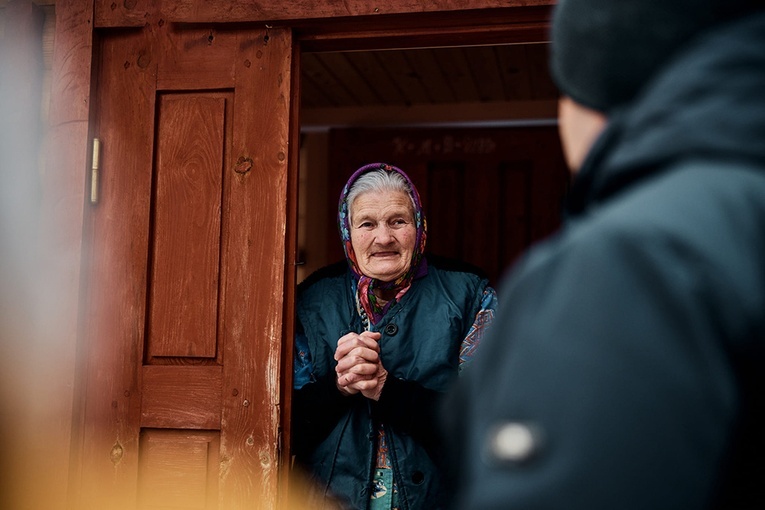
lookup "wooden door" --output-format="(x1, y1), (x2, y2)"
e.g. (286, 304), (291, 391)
(328, 127), (569, 286)
(77, 22), (293, 510)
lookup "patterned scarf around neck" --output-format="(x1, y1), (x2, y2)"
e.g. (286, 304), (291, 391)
(338, 163), (428, 325)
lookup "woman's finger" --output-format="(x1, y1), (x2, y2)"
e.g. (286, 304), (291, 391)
(335, 337), (380, 360)
(335, 350), (379, 373)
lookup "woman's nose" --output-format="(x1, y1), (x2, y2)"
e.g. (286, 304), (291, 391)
(374, 225), (395, 243)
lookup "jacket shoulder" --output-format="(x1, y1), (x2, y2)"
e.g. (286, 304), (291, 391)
(425, 253), (489, 282)
(297, 260), (348, 299)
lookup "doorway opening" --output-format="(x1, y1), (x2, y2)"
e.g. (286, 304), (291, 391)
(296, 42), (568, 288)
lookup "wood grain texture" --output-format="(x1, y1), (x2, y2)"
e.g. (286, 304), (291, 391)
(141, 366), (223, 429)
(279, 39), (301, 503)
(432, 47), (482, 102)
(138, 429), (220, 509)
(93, 0), (553, 25)
(495, 44), (535, 100)
(342, 51), (410, 106)
(156, 26), (238, 90)
(296, 5), (553, 52)
(299, 41), (558, 127)
(217, 27), (292, 509)
(374, 50), (432, 105)
(403, 48), (456, 104)
(76, 21), (294, 509)
(77, 26), (157, 510)
(148, 94), (226, 359)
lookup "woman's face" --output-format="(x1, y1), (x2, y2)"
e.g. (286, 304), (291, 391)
(349, 190), (416, 282)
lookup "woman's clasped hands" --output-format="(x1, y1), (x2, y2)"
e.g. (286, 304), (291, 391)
(334, 331), (387, 401)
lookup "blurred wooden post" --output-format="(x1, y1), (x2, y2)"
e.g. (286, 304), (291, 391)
(0, 2), (54, 510)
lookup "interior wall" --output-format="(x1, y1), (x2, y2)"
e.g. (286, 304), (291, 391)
(298, 132), (331, 283)
(297, 120), (568, 289)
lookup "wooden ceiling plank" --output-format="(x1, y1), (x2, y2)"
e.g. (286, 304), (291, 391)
(316, 52), (384, 106)
(494, 44), (534, 101)
(301, 53), (357, 106)
(404, 48), (456, 104)
(342, 51), (409, 106)
(300, 21), (550, 53)
(525, 43), (559, 100)
(373, 49), (431, 106)
(463, 46), (507, 102)
(313, 53), (364, 105)
(432, 47), (482, 103)
(299, 73), (334, 108)
(157, 1), (555, 24)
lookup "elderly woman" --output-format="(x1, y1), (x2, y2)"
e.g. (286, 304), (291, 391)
(292, 163), (497, 509)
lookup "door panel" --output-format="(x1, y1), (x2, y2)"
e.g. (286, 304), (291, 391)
(148, 93), (228, 359)
(138, 430), (220, 510)
(140, 366), (223, 429)
(79, 23), (291, 510)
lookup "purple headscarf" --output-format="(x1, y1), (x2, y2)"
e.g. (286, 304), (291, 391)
(338, 163), (428, 324)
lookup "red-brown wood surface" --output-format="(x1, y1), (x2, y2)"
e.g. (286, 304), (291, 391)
(296, 6), (554, 52)
(76, 23), (293, 509)
(138, 430), (220, 509)
(156, 26), (238, 90)
(95, 0), (554, 26)
(278, 40), (302, 508)
(148, 94), (226, 359)
(141, 366), (223, 429)
(217, 27), (292, 509)
(78, 26), (155, 509)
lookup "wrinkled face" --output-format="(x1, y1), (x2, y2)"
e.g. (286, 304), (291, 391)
(349, 190), (416, 282)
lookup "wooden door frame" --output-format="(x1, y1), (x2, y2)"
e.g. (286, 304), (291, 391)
(284, 0), (554, 472)
(45, 3), (554, 509)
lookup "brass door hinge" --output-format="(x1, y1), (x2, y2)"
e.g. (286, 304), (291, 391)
(90, 138), (100, 204)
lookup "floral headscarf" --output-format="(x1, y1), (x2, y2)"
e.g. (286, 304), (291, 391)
(338, 163), (428, 325)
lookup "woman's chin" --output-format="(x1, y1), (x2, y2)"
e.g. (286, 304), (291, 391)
(365, 266), (407, 282)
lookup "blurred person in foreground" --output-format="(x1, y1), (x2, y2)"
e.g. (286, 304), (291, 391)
(292, 163), (497, 509)
(447, 0), (765, 508)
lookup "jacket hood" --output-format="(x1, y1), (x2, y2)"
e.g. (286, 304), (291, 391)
(566, 11), (765, 216)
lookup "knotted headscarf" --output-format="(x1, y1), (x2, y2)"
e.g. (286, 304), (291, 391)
(338, 163), (428, 325)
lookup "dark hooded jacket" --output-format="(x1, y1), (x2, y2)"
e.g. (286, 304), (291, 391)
(449, 12), (765, 510)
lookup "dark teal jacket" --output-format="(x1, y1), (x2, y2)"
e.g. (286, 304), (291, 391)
(293, 256), (490, 510)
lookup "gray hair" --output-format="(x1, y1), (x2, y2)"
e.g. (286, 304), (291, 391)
(347, 169), (415, 221)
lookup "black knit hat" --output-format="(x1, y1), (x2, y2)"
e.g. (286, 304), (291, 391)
(550, 0), (764, 112)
